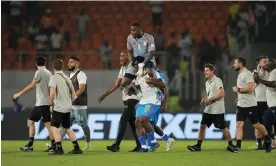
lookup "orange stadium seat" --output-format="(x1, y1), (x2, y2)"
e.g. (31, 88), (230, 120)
(2, 1), (233, 70)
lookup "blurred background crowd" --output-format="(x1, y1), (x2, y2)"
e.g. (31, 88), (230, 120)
(2, 1), (276, 112)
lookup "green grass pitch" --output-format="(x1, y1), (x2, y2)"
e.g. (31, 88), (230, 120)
(1, 140), (275, 166)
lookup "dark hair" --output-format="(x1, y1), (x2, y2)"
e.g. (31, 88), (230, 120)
(205, 63), (216, 71)
(52, 59), (64, 71)
(35, 56), (46, 66)
(132, 23), (141, 27)
(259, 56), (268, 61)
(70, 56), (80, 62)
(235, 57), (246, 66)
(155, 57), (160, 65)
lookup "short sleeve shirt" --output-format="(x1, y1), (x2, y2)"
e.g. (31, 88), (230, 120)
(237, 68), (257, 107)
(204, 76), (225, 114)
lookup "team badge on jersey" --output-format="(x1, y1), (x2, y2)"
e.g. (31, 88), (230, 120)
(144, 105), (151, 112)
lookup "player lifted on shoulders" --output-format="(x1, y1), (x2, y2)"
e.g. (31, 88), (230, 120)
(127, 23), (156, 76)
(187, 64), (238, 153)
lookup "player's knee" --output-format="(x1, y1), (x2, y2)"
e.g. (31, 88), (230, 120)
(252, 122), (261, 129)
(44, 122), (51, 127)
(135, 119), (142, 126)
(236, 121), (244, 128)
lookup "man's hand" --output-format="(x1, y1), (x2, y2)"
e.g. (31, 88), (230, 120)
(200, 98), (206, 105)
(201, 98), (212, 105)
(232, 86), (238, 93)
(234, 98), (238, 104)
(98, 94), (106, 104)
(253, 72), (260, 84)
(13, 93), (21, 100)
(50, 106), (53, 112)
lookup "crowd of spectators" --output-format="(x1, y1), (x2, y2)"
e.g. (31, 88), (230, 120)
(2, 1), (275, 72)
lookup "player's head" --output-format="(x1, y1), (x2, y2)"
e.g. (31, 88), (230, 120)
(119, 51), (129, 66)
(35, 56), (46, 67)
(267, 58), (276, 72)
(204, 63), (215, 79)
(52, 59), (64, 71)
(145, 61), (155, 78)
(233, 57), (246, 71)
(131, 23), (142, 38)
(258, 56), (269, 70)
(68, 56), (80, 71)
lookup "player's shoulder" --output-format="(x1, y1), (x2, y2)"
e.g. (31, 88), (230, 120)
(244, 68), (253, 75)
(78, 70), (87, 77)
(50, 74), (58, 80)
(144, 33), (154, 39)
(144, 32), (153, 37)
(270, 69), (276, 75)
(215, 76), (223, 82)
(127, 34), (133, 40)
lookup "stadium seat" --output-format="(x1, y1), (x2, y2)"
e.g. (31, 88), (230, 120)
(2, 1), (234, 70)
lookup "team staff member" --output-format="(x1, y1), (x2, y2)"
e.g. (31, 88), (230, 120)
(254, 58), (276, 152)
(253, 56), (270, 149)
(67, 56), (91, 151)
(187, 64), (238, 153)
(233, 57), (271, 152)
(49, 59), (82, 155)
(13, 56), (54, 152)
(98, 51), (141, 152)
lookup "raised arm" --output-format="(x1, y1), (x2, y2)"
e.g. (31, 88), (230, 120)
(254, 72), (276, 88)
(259, 79), (276, 88)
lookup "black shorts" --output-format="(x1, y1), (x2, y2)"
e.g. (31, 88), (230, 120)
(201, 113), (226, 129)
(29, 105), (51, 123)
(236, 106), (259, 124)
(257, 102), (268, 124)
(51, 111), (71, 129)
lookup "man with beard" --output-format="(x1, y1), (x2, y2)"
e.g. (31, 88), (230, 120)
(232, 57), (271, 152)
(253, 56), (270, 149)
(254, 58), (276, 152)
(67, 56), (91, 151)
(127, 23), (156, 76)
